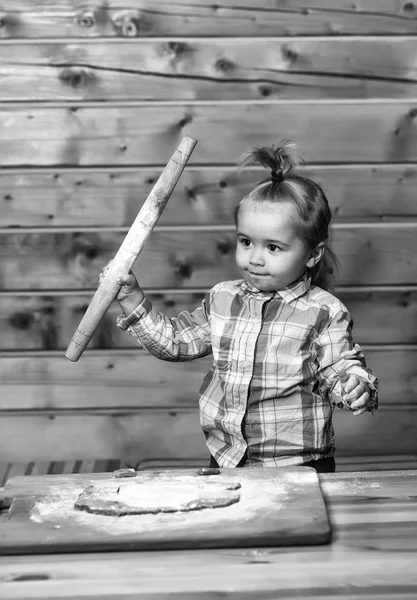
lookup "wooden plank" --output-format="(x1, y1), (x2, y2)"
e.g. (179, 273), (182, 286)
(1, 165), (416, 228)
(2, 537), (417, 600)
(0, 405), (416, 464)
(332, 407), (417, 457)
(1, 226), (417, 289)
(0, 1), (416, 37)
(0, 351), (210, 410)
(0, 346), (414, 411)
(336, 454), (417, 471)
(1, 38), (417, 101)
(320, 470), (417, 500)
(1, 289), (417, 350)
(0, 412), (208, 464)
(1, 102), (417, 166)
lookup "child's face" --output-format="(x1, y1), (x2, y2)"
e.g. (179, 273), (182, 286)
(235, 199), (319, 291)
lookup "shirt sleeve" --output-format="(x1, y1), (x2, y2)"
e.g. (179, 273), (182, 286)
(116, 293), (212, 362)
(315, 308), (378, 412)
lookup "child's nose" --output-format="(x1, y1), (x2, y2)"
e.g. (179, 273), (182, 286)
(249, 249), (264, 266)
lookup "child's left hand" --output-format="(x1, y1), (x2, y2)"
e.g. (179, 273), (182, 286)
(340, 373), (371, 416)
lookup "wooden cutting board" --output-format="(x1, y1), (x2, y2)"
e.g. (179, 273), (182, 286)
(0, 467), (332, 554)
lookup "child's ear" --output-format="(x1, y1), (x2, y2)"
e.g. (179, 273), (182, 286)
(306, 242), (325, 268)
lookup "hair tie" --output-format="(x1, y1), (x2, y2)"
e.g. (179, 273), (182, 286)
(271, 169), (284, 183)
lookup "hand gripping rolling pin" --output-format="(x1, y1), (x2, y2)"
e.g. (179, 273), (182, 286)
(65, 135), (197, 362)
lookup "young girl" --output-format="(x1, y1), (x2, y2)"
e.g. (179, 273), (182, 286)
(108, 140), (378, 473)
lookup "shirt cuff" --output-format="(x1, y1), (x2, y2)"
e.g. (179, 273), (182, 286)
(116, 296), (152, 332)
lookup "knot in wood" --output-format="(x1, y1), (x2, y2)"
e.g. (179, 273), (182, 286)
(214, 58), (235, 73)
(398, 293), (410, 308)
(0, 12), (18, 31)
(174, 258), (193, 280)
(163, 41), (188, 59)
(281, 45), (298, 63)
(185, 186), (197, 202)
(84, 246), (98, 260)
(59, 67), (90, 89)
(403, 2), (415, 13)
(216, 239), (232, 256)
(112, 12), (140, 37)
(178, 113), (193, 129)
(258, 85), (272, 98)
(10, 312), (34, 331)
(76, 10), (96, 29)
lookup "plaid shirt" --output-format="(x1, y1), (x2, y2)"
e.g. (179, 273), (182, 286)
(118, 274), (378, 468)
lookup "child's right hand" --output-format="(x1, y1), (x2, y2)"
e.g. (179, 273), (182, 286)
(99, 260), (142, 302)
(115, 270), (140, 301)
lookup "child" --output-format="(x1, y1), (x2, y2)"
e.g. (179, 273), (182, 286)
(107, 140), (378, 473)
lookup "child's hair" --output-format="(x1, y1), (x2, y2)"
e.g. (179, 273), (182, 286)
(235, 140), (338, 292)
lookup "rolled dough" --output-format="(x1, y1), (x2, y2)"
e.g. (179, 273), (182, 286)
(74, 479), (241, 516)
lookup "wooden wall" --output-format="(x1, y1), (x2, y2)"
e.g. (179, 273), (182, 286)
(1, 1), (417, 470)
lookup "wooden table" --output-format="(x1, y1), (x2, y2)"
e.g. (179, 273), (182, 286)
(1, 469), (417, 599)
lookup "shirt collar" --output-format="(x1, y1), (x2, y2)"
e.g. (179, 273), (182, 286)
(240, 272), (311, 302)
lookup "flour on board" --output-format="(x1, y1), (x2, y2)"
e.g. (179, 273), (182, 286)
(74, 480), (242, 516)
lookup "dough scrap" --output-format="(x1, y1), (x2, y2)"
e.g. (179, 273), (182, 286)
(74, 480), (241, 516)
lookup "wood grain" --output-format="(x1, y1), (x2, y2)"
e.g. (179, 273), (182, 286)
(1, 102), (417, 166)
(0, 468), (332, 553)
(0, 411), (208, 465)
(1, 226), (416, 289)
(1, 289), (417, 350)
(1, 471), (417, 597)
(0, 1), (416, 37)
(0, 347), (414, 411)
(335, 454), (417, 471)
(1, 38), (417, 101)
(2, 541), (417, 599)
(0, 406), (416, 464)
(2, 545), (417, 598)
(1, 165), (416, 227)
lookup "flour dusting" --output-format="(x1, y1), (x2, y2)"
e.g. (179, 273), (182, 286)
(29, 473), (287, 535)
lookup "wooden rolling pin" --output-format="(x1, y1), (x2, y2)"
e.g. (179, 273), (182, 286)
(65, 135), (198, 362)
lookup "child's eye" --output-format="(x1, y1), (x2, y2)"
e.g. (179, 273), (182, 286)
(268, 244), (281, 252)
(239, 237), (251, 247)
